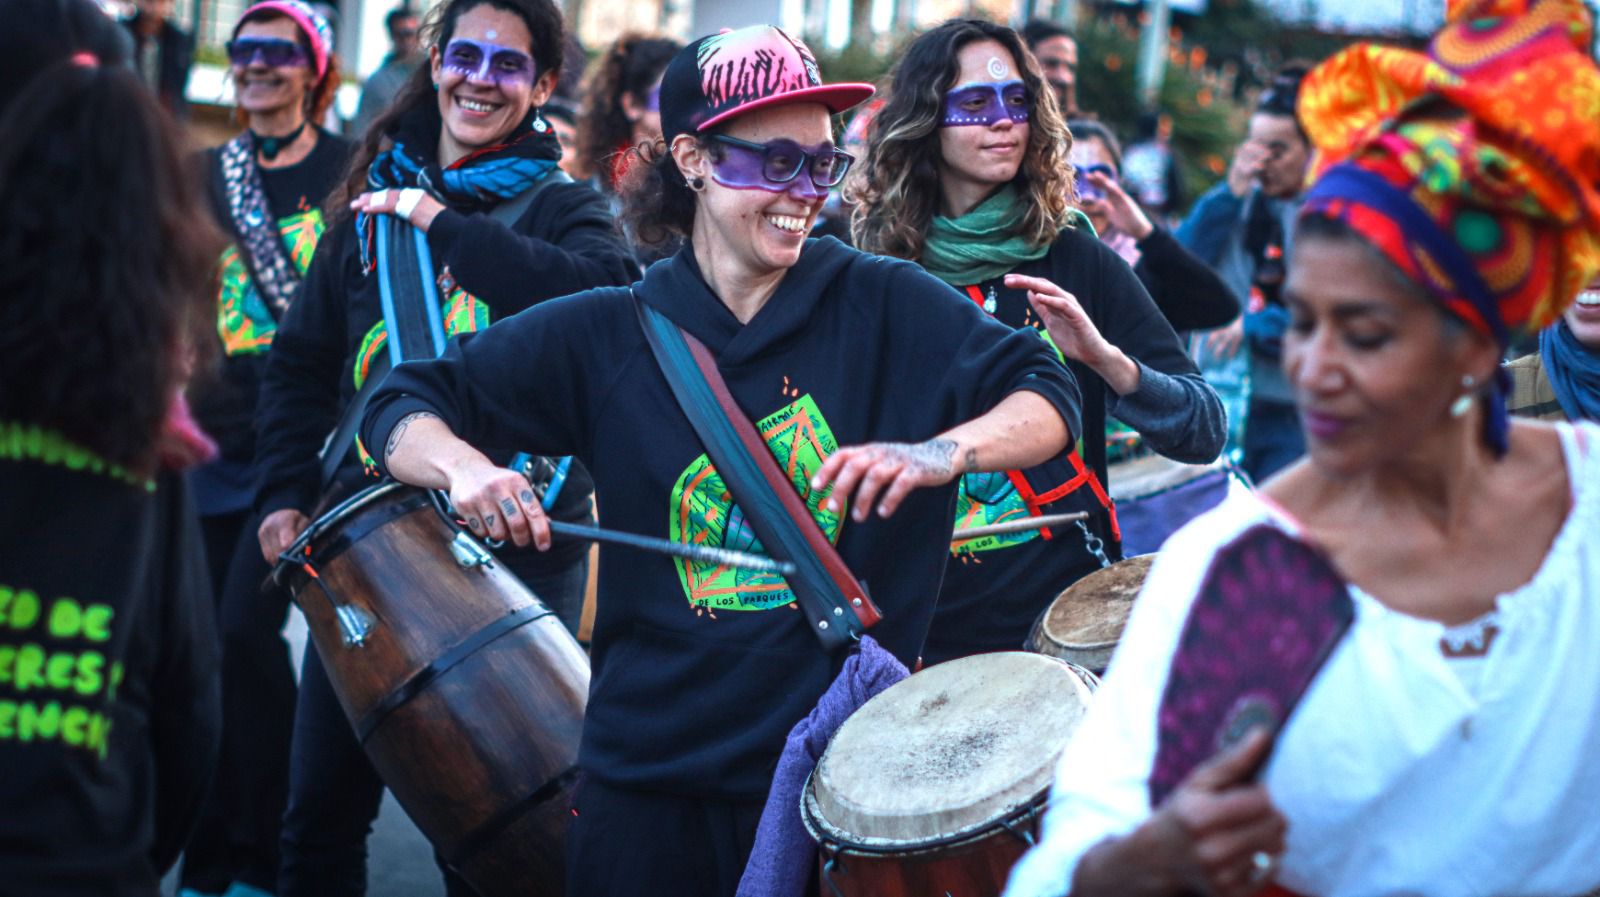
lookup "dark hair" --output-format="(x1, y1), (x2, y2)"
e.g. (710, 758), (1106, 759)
(850, 18), (1074, 260)
(576, 33), (682, 186)
(331, 0), (566, 220)
(618, 135), (728, 249)
(385, 5), (417, 35)
(1067, 117), (1122, 172)
(232, 7), (343, 126)
(1021, 17), (1074, 49)
(0, 0), (224, 474)
(1255, 61), (1311, 142)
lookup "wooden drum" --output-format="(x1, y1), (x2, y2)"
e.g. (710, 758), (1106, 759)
(1026, 555), (1152, 674)
(273, 482), (587, 897)
(803, 652), (1095, 897)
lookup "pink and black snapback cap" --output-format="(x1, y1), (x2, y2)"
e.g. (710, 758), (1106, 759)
(659, 25), (875, 142)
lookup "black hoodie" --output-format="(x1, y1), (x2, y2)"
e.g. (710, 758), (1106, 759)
(362, 237), (1081, 797)
(0, 429), (220, 895)
(254, 167), (639, 568)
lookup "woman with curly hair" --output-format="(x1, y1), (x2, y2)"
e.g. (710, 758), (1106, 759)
(851, 18), (1225, 663)
(0, 0), (225, 893)
(575, 32), (681, 194)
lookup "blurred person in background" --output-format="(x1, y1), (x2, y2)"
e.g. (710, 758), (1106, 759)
(1121, 110), (1187, 223)
(179, 4), (348, 895)
(1178, 65), (1314, 481)
(121, 0), (193, 117)
(1508, 277), (1600, 423)
(576, 33), (682, 199)
(1022, 17), (1078, 119)
(0, 0), (224, 893)
(350, 6), (420, 138)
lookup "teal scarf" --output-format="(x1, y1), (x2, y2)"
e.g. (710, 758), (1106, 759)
(920, 185), (1091, 286)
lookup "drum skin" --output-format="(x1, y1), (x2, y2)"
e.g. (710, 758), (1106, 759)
(284, 486), (588, 897)
(805, 653), (1093, 897)
(1027, 554), (1153, 674)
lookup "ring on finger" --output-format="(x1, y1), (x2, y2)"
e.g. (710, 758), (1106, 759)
(1248, 850), (1276, 885)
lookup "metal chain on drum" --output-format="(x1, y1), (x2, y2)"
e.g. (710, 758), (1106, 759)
(1075, 519), (1112, 569)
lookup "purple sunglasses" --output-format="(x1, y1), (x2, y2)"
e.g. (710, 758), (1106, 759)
(441, 38), (535, 87)
(707, 135), (854, 197)
(227, 36), (309, 69)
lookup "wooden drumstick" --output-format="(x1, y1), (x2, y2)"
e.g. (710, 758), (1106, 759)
(952, 511), (1091, 543)
(546, 520), (798, 576)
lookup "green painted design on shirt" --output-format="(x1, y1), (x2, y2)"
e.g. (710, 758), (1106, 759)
(667, 393), (845, 613)
(216, 209), (325, 356)
(0, 421), (152, 490)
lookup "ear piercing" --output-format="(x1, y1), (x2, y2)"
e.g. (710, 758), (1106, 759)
(1450, 373), (1477, 418)
(689, 176), (705, 191)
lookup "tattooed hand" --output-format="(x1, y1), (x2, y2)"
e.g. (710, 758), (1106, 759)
(448, 460), (552, 550)
(809, 438), (974, 523)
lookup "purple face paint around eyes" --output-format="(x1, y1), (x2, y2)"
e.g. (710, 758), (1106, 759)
(441, 38), (534, 88)
(940, 80), (1030, 128)
(1074, 163), (1116, 202)
(644, 83), (661, 113)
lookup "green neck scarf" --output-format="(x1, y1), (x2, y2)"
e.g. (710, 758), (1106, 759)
(921, 185), (1091, 287)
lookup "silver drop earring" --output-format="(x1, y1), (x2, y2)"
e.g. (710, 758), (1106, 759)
(1450, 373), (1477, 418)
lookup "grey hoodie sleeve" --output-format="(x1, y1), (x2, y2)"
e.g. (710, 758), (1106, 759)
(1108, 360), (1228, 465)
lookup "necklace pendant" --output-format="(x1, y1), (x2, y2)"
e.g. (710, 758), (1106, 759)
(983, 287), (998, 314)
(437, 266), (456, 295)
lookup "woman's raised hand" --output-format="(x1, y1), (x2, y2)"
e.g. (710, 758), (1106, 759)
(1009, 273), (1141, 394)
(1085, 169), (1154, 241)
(810, 438), (969, 523)
(448, 459), (552, 551)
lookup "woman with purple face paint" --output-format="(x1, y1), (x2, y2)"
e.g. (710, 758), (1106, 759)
(360, 23), (1080, 896)
(181, 3), (347, 895)
(851, 18), (1225, 664)
(250, 0), (637, 893)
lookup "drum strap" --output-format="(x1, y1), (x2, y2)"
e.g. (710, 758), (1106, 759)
(631, 290), (881, 652)
(962, 285), (1121, 543)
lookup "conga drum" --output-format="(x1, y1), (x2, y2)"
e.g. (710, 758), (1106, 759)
(1107, 453), (1242, 556)
(272, 482), (587, 897)
(803, 652), (1095, 897)
(1027, 555), (1152, 674)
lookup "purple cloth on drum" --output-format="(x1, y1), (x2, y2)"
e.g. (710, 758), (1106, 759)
(1117, 466), (1232, 557)
(736, 635), (909, 897)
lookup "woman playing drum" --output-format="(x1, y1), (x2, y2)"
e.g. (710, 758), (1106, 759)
(250, 0), (636, 890)
(1007, 2), (1600, 894)
(849, 19), (1224, 663)
(363, 24), (1081, 896)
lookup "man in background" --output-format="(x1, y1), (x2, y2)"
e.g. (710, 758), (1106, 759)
(121, 0), (193, 118)
(350, 5), (419, 138)
(1022, 18), (1079, 118)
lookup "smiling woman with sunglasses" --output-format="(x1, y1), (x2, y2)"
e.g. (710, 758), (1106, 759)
(360, 23), (1081, 896)
(851, 18), (1225, 664)
(179, 4), (348, 896)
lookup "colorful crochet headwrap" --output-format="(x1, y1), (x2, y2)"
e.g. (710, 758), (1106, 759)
(1297, 0), (1600, 345)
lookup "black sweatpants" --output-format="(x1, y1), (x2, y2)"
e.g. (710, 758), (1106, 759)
(565, 778), (765, 897)
(182, 512), (298, 893)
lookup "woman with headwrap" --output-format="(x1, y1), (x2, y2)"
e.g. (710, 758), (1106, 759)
(1005, 2), (1600, 896)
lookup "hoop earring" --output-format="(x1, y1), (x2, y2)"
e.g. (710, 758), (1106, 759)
(1450, 373), (1477, 418)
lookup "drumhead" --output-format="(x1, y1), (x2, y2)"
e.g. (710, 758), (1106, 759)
(1029, 555), (1152, 671)
(806, 652), (1093, 849)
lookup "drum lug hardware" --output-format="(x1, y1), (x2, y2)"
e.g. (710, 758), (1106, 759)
(335, 602), (377, 647)
(450, 532), (495, 569)
(999, 815), (1035, 847)
(820, 847), (848, 897)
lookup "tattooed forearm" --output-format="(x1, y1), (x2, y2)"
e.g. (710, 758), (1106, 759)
(384, 411), (440, 462)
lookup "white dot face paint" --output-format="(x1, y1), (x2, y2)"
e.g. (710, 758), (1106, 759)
(486, 28), (498, 40)
(987, 56), (1010, 79)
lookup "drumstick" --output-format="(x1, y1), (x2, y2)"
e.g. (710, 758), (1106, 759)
(546, 520), (798, 576)
(952, 511), (1091, 543)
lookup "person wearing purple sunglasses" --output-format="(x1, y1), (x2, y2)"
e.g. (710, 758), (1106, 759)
(853, 18), (1225, 665)
(363, 23), (1080, 896)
